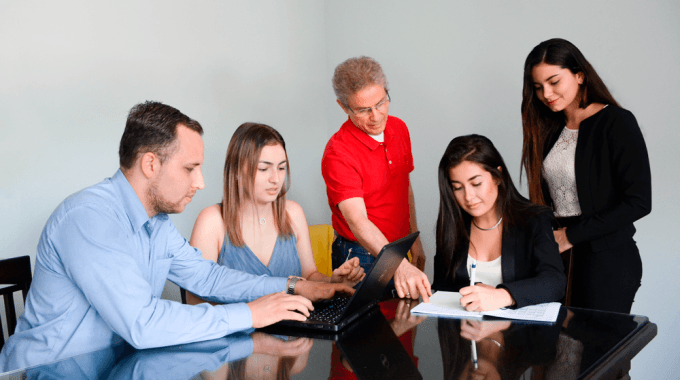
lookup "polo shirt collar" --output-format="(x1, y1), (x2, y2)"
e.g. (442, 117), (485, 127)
(342, 117), (392, 151)
(111, 169), (167, 235)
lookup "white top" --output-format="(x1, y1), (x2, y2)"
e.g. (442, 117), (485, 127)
(542, 127), (582, 217)
(467, 254), (502, 288)
(369, 131), (385, 142)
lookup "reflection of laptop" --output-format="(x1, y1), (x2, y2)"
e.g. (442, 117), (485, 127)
(275, 232), (419, 331)
(337, 307), (423, 380)
(264, 307), (422, 379)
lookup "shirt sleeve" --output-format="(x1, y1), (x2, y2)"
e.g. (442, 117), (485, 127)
(53, 204), (283, 349)
(401, 121), (415, 174)
(498, 212), (566, 308)
(321, 142), (365, 206)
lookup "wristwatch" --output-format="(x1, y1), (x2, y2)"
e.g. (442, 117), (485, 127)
(287, 276), (304, 295)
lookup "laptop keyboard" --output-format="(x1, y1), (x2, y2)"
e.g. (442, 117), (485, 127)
(309, 296), (351, 323)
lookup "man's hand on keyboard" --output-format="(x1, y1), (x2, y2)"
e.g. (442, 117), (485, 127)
(248, 293), (313, 328)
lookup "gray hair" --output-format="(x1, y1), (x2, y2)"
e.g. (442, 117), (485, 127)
(332, 56), (389, 106)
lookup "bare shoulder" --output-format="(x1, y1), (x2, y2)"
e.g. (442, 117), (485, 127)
(285, 200), (309, 234)
(193, 204), (225, 236)
(285, 199), (304, 218)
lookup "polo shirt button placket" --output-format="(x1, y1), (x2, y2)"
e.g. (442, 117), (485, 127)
(385, 145), (395, 174)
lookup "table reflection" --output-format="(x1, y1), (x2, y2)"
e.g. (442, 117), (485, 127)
(265, 300), (424, 380)
(436, 307), (646, 380)
(198, 332), (313, 380)
(1, 301), (653, 380)
(438, 311), (564, 380)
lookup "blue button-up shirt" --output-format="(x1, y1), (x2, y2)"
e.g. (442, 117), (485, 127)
(0, 170), (286, 371)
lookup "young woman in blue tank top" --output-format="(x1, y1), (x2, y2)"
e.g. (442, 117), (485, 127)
(186, 123), (364, 305)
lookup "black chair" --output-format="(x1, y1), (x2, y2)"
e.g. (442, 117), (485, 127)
(0, 255), (32, 350)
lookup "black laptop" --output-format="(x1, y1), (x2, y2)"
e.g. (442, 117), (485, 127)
(275, 231), (419, 331)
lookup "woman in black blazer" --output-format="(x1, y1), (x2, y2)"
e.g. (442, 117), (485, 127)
(521, 38), (652, 313)
(433, 135), (565, 311)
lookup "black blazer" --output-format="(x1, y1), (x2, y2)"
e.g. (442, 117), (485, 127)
(542, 105), (652, 251)
(433, 211), (566, 309)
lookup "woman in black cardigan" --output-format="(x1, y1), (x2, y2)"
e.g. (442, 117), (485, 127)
(433, 134), (565, 311)
(521, 38), (652, 313)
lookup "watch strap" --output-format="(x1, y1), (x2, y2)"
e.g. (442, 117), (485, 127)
(287, 276), (303, 295)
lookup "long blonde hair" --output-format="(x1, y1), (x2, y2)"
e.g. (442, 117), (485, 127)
(222, 122), (293, 246)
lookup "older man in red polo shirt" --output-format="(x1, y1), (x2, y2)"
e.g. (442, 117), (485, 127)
(322, 56), (431, 302)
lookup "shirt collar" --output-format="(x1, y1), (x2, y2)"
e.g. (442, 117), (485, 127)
(111, 169), (168, 234)
(342, 117), (388, 151)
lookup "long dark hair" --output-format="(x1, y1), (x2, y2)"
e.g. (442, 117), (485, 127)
(520, 38), (619, 205)
(222, 122), (293, 246)
(436, 135), (546, 281)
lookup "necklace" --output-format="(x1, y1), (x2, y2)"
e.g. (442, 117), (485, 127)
(259, 218), (266, 226)
(473, 216), (503, 231)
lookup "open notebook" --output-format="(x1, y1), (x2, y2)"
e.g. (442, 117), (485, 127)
(411, 291), (561, 323)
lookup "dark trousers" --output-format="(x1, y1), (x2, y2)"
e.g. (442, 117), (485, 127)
(557, 217), (642, 314)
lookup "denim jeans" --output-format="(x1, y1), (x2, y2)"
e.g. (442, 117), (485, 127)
(331, 235), (375, 274)
(332, 235), (395, 291)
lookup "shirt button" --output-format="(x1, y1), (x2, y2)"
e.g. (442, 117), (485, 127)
(389, 160), (392, 164)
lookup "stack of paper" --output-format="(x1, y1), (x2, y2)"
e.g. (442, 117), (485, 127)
(411, 291), (561, 323)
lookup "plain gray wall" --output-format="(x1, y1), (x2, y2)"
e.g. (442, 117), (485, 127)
(1, 1), (678, 378)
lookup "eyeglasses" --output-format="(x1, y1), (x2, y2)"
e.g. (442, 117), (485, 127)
(345, 91), (391, 117)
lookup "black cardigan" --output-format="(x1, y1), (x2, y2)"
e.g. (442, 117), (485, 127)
(432, 211), (566, 308)
(541, 105), (652, 251)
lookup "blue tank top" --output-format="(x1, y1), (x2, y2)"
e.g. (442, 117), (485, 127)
(217, 234), (302, 277)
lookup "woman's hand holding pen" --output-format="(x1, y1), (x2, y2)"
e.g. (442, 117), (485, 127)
(330, 257), (365, 286)
(459, 284), (515, 312)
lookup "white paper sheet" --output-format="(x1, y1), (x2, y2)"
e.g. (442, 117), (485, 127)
(411, 291), (561, 322)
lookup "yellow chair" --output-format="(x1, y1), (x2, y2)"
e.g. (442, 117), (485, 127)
(308, 224), (334, 277)
(308, 225), (415, 277)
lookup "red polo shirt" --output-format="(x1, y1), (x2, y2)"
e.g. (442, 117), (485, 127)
(321, 116), (414, 243)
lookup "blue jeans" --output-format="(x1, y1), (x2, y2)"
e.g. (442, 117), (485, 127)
(331, 235), (375, 274)
(332, 235), (395, 291)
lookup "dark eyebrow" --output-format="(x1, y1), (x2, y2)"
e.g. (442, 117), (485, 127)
(533, 73), (560, 85)
(450, 174), (481, 184)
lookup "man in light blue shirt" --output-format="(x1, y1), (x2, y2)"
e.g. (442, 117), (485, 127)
(0, 102), (349, 371)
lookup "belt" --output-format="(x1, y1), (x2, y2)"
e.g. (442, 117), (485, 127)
(334, 232), (361, 246)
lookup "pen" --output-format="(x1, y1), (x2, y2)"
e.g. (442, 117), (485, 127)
(344, 248), (353, 262)
(471, 340), (478, 370)
(470, 259), (477, 286)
